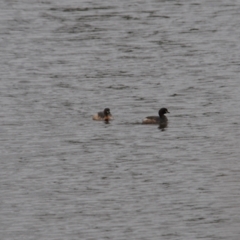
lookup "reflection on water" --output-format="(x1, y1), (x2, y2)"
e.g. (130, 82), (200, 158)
(158, 124), (167, 131)
(0, 0), (240, 239)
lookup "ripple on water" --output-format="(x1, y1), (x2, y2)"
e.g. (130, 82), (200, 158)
(1, 0), (240, 239)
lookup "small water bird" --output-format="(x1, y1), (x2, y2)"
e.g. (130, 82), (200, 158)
(142, 108), (169, 126)
(92, 108), (113, 121)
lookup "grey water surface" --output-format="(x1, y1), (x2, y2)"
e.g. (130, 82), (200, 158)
(1, 0), (240, 239)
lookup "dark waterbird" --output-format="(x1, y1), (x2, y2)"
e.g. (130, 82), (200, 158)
(142, 108), (170, 127)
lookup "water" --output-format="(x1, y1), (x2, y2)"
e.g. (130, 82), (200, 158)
(0, 0), (240, 239)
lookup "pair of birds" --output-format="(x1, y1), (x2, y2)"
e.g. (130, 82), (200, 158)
(92, 107), (170, 125)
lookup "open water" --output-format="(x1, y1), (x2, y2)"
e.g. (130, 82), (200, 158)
(0, 0), (240, 239)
